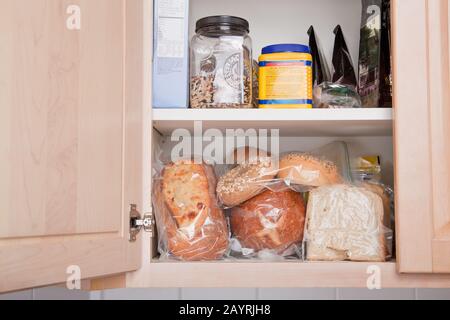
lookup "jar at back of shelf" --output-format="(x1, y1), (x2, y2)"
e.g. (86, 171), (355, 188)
(190, 16), (254, 109)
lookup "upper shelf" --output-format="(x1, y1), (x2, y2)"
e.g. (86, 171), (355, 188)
(152, 108), (393, 137)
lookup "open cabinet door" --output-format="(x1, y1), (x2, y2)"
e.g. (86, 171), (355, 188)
(393, 0), (450, 273)
(0, 0), (145, 292)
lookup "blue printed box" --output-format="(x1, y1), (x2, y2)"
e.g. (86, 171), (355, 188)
(153, 0), (189, 108)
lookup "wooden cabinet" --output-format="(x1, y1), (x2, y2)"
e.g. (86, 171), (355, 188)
(393, 0), (450, 273)
(0, 0), (144, 292)
(1, 0), (450, 293)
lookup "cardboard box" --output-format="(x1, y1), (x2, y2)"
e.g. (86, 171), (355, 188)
(153, 0), (189, 108)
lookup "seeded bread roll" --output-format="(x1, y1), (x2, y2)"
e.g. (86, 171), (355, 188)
(277, 153), (342, 187)
(154, 160), (229, 261)
(230, 147), (270, 166)
(217, 157), (277, 208)
(231, 189), (306, 254)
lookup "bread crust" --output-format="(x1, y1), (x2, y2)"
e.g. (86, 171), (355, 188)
(231, 189), (306, 254)
(277, 153), (342, 187)
(154, 160), (229, 261)
(217, 157), (277, 208)
(231, 147), (270, 166)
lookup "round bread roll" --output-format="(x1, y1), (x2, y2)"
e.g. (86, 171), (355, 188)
(217, 157), (277, 208)
(231, 189), (306, 254)
(277, 153), (342, 187)
(154, 160), (229, 261)
(230, 146), (270, 166)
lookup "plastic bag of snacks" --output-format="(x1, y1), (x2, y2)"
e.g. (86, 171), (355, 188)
(304, 183), (393, 262)
(313, 25), (361, 109)
(152, 159), (229, 261)
(308, 26), (330, 87)
(358, 0), (392, 108)
(332, 25), (357, 86)
(313, 82), (362, 109)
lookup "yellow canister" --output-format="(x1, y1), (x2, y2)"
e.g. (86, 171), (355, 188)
(259, 44), (313, 109)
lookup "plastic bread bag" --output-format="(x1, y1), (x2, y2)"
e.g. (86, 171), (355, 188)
(351, 155), (395, 257)
(308, 26), (330, 87)
(351, 155), (382, 182)
(228, 189), (306, 260)
(216, 147), (280, 208)
(303, 183), (393, 262)
(152, 158), (230, 261)
(313, 82), (362, 109)
(216, 141), (352, 208)
(276, 141), (352, 192)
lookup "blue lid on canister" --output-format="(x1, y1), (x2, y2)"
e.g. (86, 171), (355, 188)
(262, 44), (310, 54)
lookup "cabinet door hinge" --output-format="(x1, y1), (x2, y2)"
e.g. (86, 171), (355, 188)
(129, 204), (154, 242)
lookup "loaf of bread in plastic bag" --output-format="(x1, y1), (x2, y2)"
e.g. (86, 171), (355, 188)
(153, 160), (229, 261)
(231, 189), (306, 255)
(305, 184), (387, 262)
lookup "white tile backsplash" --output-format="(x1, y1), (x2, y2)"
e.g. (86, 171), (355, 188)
(2, 287), (450, 300)
(0, 290), (33, 300)
(416, 289), (450, 300)
(337, 288), (416, 300)
(258, 288), (336, 300)
(102, 288), (180, 300)
(32, 287), (91, 300)
(181, 288), (258, 300)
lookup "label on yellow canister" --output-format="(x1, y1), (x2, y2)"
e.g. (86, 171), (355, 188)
(259, 45), (313, 109)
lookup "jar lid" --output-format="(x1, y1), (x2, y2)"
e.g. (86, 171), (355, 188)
(196, 16), (250, 33)
(262, 44), (311, 54)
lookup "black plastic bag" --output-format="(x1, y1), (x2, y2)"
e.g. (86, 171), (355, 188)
(331, 25), (357, 87)
(358, 0), (392, 108)
(379, 0), (392, 108)
(308, 26), (330, 86)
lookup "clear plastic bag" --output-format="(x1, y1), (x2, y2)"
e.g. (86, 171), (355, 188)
(351, 155), (395, 258)
(228, 189), (306, 259)
(304, 184), (392, 262)
(216, 141), (352, 208)
(313, 82), (362, 109)
(152, 159), (230, 261)
(277, 141), (352, 191)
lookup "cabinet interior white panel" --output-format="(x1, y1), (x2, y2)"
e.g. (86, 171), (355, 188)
(189, 0), (362, 67)
(153, 130), (394, 187)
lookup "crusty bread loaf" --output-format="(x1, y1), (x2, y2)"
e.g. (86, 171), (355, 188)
(231, 189), (306, 254)
(154, 160), (229, 261)
(217, 157), (277, 208)
(305, 184), (386, 262)
(277, 153), (342, 187)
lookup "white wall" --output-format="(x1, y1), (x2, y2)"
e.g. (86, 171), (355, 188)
(190, 0), (362, 67)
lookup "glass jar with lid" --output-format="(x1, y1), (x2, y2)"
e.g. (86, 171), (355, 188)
(190, 16), (253, 109)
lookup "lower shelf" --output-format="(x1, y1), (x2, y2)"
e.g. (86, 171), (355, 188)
(92, 261), (450, 289)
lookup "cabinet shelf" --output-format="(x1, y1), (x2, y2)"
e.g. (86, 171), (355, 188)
(153, 108), (393, 137)
(125, 261), (450, 288)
